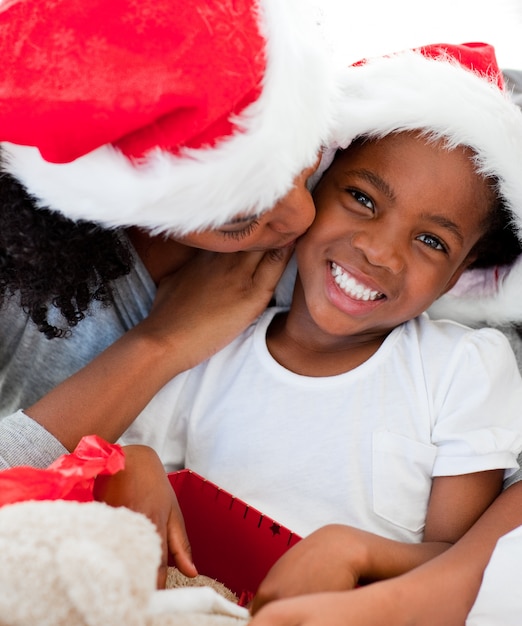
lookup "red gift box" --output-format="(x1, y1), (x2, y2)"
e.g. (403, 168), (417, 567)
(168, 469), (301, 605)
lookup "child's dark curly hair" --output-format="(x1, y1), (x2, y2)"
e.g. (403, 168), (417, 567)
(0, 170), (134, 339)
(468, 191), (522, 271)
(470, 192), (522, 342)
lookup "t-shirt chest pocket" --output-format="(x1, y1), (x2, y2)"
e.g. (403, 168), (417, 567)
(372, 430), (437, 534)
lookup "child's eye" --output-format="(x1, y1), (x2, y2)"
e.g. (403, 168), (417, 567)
(417, 233), (447, 252)
(348, 189), (374, 211)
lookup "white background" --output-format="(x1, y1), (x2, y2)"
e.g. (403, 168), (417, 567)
(317, 0), (522, 69)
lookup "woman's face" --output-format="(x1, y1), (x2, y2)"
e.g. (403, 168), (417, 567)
(171, 161), (319, 252)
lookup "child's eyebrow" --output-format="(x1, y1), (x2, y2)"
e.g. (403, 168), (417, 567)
(420, 214), (464, 243)
(348, 169), (396, 202)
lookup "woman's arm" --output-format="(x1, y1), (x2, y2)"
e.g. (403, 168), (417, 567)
(250, 479), (522, 626)
(252, 470), (503, 612)
(24, 247), (293, 451)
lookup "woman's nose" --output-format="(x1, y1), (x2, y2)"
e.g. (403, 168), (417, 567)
(268, 189), (316, 237)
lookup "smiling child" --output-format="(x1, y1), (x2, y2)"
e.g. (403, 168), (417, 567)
(121, 42), (522, 602)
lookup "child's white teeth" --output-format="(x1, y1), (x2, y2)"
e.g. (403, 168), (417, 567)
(331, 262), (383, 301)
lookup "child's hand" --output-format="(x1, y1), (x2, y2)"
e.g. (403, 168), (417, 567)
(93, 445), (197, 588)
(251, 525), (366, 614)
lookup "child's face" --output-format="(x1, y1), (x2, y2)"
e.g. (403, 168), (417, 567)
(169, 160), (319, 252)
(294, 132), (491, 339)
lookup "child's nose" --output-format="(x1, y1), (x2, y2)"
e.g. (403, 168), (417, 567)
(351, 230), (404, 274)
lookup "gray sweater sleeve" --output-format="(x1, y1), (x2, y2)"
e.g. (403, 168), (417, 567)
(504, 453), (522, 490)
(0, 410), (68, 469)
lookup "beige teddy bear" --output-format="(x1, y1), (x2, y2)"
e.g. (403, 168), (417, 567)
(0, 499), (250, 626)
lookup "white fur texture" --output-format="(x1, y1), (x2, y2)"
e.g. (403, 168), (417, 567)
(1, 0), (336, 235)
(0, 500), (159, 626)
(429, 258), (522, 327)
(0, 499), (250, 626)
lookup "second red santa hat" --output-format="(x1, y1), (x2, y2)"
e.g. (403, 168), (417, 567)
(308, 42), (522, 327)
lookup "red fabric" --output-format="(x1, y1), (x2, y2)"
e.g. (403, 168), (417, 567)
(0, 0), (266, 162)
(0, 435), (125, 505)
(353, 42), (504, 90)
(418, 42), (504, 89)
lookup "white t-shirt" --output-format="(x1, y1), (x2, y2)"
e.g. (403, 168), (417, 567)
(122, 308), (522, 541)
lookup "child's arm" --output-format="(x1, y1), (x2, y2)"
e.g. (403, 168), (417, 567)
(250, 479), (522, 626)
(423, 468), (503, 544)
(93, 444), (197, 589)
(252, 469), (503, 612)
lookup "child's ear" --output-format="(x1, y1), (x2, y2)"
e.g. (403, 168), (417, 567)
(441, 255), (478, 296)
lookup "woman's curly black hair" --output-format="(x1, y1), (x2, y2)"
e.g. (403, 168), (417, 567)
(0, 170), (134, 339)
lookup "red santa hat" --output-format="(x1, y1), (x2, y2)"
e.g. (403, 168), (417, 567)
(0, 0), (335, 235)
(309, 42), (522, 327)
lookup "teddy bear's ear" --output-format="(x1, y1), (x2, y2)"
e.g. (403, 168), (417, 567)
(57, 538), (147, 626)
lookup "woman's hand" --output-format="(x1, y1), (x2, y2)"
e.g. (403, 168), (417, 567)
(249, 583), (411, 626)
(93, 445), (197, 588)
(140, 246), (296, 371)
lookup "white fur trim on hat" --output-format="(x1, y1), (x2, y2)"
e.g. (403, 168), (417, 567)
(310, 48), (522, 326)
(1, 0), (335, 236)
(428, 259), (522, 327)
